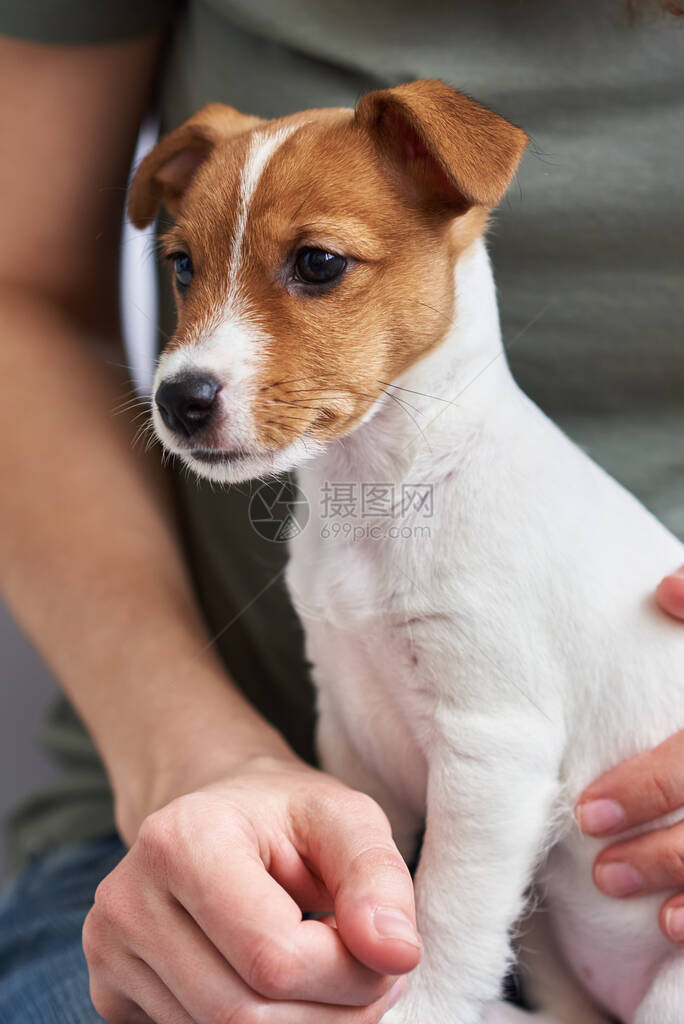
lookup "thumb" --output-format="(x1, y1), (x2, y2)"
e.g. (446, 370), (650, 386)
(305, 788), (422, 976)
(656, 566), (684, 621)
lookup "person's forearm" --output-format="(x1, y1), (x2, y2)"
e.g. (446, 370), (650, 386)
(0, 286), (294, 839)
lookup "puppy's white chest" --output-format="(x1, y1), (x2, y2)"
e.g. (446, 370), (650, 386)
(288, 547), (431, 815)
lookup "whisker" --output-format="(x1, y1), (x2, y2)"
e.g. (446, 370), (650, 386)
(273, 399), (324, 412)
(281, 382), (422, 416)
(350, 387), (421, 415)
(106, 360), (141, 375)
(128, 408), (154, 425)
(263, 376), (314, 389)
(111, 384), (143, 405)
(381, 389), (433, 453)
(263, 412), (312, 422)
(418, 300), (452, 325)
(132, 421), (155, 451)
(144, 431), (161, 454)
(281, 385), (347, 395)
(112, 398), (152, 416)
(377, 380), (451, 404)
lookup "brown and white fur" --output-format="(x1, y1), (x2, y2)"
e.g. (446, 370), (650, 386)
(130, 81), (684, 1023)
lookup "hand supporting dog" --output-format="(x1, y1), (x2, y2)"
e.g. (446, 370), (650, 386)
(574, 569), (684, 952)
(578, 728), (684, 944)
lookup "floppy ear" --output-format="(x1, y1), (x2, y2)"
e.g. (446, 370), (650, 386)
(128, 103), (264, 228)
(355, 79), (528, 213)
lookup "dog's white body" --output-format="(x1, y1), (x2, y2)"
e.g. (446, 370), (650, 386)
(139, 85), (684, 1022)
(287, 241), (684, 1023)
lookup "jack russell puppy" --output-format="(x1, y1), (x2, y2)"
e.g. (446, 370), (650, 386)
(129, 81), (684, 1023)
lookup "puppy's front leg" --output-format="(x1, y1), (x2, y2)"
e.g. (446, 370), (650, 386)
(385, 718), (562, 1024)
(317, 688), (423, 864)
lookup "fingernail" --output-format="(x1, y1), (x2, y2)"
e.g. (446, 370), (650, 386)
(388, 977), (407, 1009)
(595, 862), (644, 896)
(665, 906), (684, 943)
(373, 907), (422, 947)
(576, 799), (625, 835)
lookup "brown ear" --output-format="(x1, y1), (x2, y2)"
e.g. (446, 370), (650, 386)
(355, 80), (528, 213)
(128, 103), (264, 228)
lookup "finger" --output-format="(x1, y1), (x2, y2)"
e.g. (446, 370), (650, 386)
(84, 898), (193, 1024)
(106, 956), (196, 1024)
(144, 905), (407, 1024)
(575, 729), (684, 836)
(88, 863), (393, 1021)
(133, 883), (393, 1018)
(268, 834), (334, 913)
(299, 789), (422, 976)
(656, 566), (684, 621)
(660, 892), (684, 946)
(89, 979), (151, 1024)
(91, 970), (403, 1024)
(593, 819), (684, 897)
(203, 974), (405, 1024)
(138, 812), (393, 1006)
(245, 974), (407, 1024)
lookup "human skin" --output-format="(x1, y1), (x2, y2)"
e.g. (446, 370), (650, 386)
(0, 34), (416, 1024)
(576, 569), (684, 946)
(0, 31), (680, 1023)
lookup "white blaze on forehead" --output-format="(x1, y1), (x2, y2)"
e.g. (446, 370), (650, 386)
(154, 121), (302, 453)
(226, 122), (302, 311)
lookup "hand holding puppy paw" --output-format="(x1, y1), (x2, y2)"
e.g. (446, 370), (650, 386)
(83, 755), (418, 1023)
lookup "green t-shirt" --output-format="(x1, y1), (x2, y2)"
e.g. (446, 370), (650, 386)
(2, 0), (683, 867)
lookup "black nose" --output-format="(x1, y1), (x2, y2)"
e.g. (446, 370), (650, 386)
(155, 374), (221, 438)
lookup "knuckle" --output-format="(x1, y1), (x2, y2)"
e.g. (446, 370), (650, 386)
(92, 875), (130, 932)
(217, 1001), (269, 1024)
(351, 840), (411, 881)
(366, 974), (396, 1004)
(357, 1002), (387, 1024)
(245, 934), (299, 1000)
(135, 807), (179, 874)
(649, 770), (678, 816)
(81, 909), (107, 970)
(350, 790), (392, 829)
(657, 842), (684, 881)
(89, 980), (127, 1023)
(316, 786), (393, 839)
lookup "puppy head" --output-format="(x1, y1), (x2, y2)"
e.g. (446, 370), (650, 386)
(129, 81), (527, 483)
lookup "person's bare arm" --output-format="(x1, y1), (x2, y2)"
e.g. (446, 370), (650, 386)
(0, 32), (289, 836)
(0, 36), (417, 1022)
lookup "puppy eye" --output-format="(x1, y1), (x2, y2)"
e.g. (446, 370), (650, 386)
(171, 252), (193, 292)
(294, 247), (346, 285)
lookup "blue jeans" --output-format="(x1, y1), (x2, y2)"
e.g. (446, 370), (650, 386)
(0, 836), (125, 1023)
